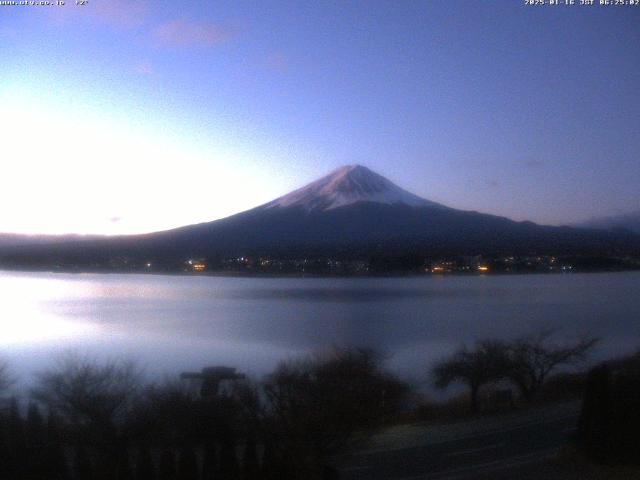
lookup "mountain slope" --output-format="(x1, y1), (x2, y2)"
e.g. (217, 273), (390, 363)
(578, 210), (640, 235)
(144, 165), (638, 257)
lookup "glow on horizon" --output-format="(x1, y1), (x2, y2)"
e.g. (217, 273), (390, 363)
(0, 93), (287, 236)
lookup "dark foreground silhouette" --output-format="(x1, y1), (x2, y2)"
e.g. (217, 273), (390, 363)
(0, 343), (638, 479)
(0, 348), (407, 480)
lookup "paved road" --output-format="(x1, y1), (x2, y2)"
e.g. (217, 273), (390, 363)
(336, 401), (581, 480)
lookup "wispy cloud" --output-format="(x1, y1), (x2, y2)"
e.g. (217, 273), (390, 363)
(153, 19), (232, 48)
(134, 60), (155, 76)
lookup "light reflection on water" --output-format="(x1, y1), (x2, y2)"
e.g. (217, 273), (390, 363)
(0, 271), (639, 389)
(0, 274), (99, 344)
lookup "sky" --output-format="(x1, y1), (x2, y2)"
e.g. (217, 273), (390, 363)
(0, 0), (638, 235)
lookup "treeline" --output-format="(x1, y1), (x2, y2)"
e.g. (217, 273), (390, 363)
(431, 332), (598, 413)
(2, 249), (639, 275)
(0, 349), (408, 480)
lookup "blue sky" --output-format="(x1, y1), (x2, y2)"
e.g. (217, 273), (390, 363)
(1, 0), (638, 234)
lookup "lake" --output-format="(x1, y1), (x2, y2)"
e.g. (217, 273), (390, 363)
(1, 271), (639, 390)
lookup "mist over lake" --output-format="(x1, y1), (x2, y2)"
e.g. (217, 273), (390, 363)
(1, 271), (639, 389)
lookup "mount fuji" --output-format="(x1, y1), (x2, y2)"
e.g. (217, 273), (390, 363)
(262, 165), (444, 212)
(1, 165), (638, 270)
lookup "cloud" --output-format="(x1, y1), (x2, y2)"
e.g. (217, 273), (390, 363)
(153, 19), (232, 48)
(134, 60), (154, 76)
(108, 216), (123, 223)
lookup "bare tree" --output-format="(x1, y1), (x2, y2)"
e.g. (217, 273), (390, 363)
(264, 348), (408, 477)
(506, 332), (598, 402)
(31, 354), (142, 440)
(31, 354), (143, 479)
(432, 340), (509, 413)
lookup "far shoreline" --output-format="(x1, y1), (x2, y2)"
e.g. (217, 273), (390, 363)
(1, 266), (639, 279)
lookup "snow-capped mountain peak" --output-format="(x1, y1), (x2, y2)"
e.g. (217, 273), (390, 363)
(264, 164), (444, 212)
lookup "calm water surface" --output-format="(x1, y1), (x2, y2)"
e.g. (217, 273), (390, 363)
(1, 271), (639, 387)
